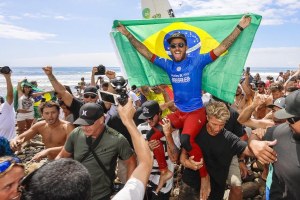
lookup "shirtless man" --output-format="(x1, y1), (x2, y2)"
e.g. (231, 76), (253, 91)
(10, 101), (74, 160)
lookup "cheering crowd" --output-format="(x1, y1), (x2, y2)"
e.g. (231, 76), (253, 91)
(1, 15), (300, 200)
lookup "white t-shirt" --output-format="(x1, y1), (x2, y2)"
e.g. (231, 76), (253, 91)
(127, 91), (139, 107)
(0, 101), (16, 140)
(112, 177), (145, 200)
(18, 95), (34, 112)
(138, 122), (181, 194)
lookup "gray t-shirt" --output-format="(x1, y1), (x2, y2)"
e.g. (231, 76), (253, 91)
(65, 125), (134, 200)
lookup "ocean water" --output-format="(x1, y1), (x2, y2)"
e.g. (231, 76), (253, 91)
(0, 66), (297, 97)
(0, 67), (121, 97)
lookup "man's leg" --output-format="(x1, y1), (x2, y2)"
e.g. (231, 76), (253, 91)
(227, 156), (243, 200)
(180, 107), (207, 176)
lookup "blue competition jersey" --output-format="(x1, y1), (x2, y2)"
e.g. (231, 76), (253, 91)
(153, 53), (213, 112)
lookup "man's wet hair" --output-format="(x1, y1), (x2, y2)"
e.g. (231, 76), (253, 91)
(39, 101), (60, 114)
(21, 158), (91, 200)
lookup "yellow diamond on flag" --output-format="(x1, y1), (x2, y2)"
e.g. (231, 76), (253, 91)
(142, 22), (226, 60)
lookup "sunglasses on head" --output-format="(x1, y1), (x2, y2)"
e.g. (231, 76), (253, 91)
(170, 42), (185, 49)
(0, 157), (22, 174)
(287, 117), (300, 124)
(84, 94), (97, 99)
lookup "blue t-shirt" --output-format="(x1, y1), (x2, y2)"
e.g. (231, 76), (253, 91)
(153, 53), (213, 112)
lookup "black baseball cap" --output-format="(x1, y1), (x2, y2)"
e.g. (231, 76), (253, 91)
(83, 86), (98, 95)
(138, 100), (160, 120)
(267, 97), (286, 109)
(73, 103), (104, 125)
(167, 32), (187, 44)
(274, 90), (300, 119)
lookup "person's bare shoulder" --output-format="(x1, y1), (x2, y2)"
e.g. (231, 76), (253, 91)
(33, 120), (48, 130)
(59, 119), (75, 134)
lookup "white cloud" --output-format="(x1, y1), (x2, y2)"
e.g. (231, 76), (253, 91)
(8, 15), (22, 20)
(246, 47), (300, 67)
(23, 12), (48, 19)
(54, 15), (70, 21)
(23, 12), (72, 21)
(0, 15), (5, 22)
(0, 23), (56, 40)
(170, 0), (300, 25)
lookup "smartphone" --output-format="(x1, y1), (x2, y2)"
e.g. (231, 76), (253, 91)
(98, 90), (119, 105)
(246, 67), (250, 73)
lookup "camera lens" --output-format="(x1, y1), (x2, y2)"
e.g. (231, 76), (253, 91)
(95, 65), (106, 75)
(0, 66), (11, 74)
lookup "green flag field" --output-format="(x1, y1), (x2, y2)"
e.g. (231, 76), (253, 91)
(111, 13), (262, 103)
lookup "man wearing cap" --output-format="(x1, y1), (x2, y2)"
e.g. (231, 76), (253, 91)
(249, 90), (300, 199)
(118, 16), (251, 199)
(56, 103), (136, 200)
(137, 100), (180, 198)
(43, 66), (101, 121)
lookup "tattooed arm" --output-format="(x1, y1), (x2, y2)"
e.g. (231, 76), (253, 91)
(117, 23), (153, 61)
(213, 15), (251, 57)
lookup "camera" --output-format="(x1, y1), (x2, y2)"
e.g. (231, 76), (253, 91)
(110, 76), (128, 106)
(0, 66), (12, 74)
(95, 64), (106, 75)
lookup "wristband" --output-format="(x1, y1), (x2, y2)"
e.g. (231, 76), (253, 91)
(236, 25), (244, 32)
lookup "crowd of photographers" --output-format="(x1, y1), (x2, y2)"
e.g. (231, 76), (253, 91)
(1, 64), (300, 200)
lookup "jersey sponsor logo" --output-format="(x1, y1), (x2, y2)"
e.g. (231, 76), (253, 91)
(171, 76), (190, 83)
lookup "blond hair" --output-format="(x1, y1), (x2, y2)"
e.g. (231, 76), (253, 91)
(206, 101), (230, 122)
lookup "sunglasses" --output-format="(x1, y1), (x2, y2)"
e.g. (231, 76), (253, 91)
(287, 117), (300, 124)
(0, 157), (22, 174)
(145, 115), (155, 121)
(170, 42), (185, 49)
(84, 94), (97, 99)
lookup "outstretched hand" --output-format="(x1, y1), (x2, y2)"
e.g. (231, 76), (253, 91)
(117, 98), (136, 125)
(249, 139), (277, 164)
(117, 22), (130, 37)
(160, 118), (173, 137)
(239, 15), (251, 29)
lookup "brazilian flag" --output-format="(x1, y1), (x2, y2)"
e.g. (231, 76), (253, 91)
(111, 13), (262, 103)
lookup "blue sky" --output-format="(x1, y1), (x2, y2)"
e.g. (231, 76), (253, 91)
(0, 0), (299, 68)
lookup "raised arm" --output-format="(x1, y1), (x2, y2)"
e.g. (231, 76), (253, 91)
(213, 15), (251, 56)
(42, 66), (73, 107)
(1, 72), (13, 105)
(242, 72), (255, 99)
(117, 23), (153, 61)
(90, 66), (97, 86)
(117, 99), (153, 187)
